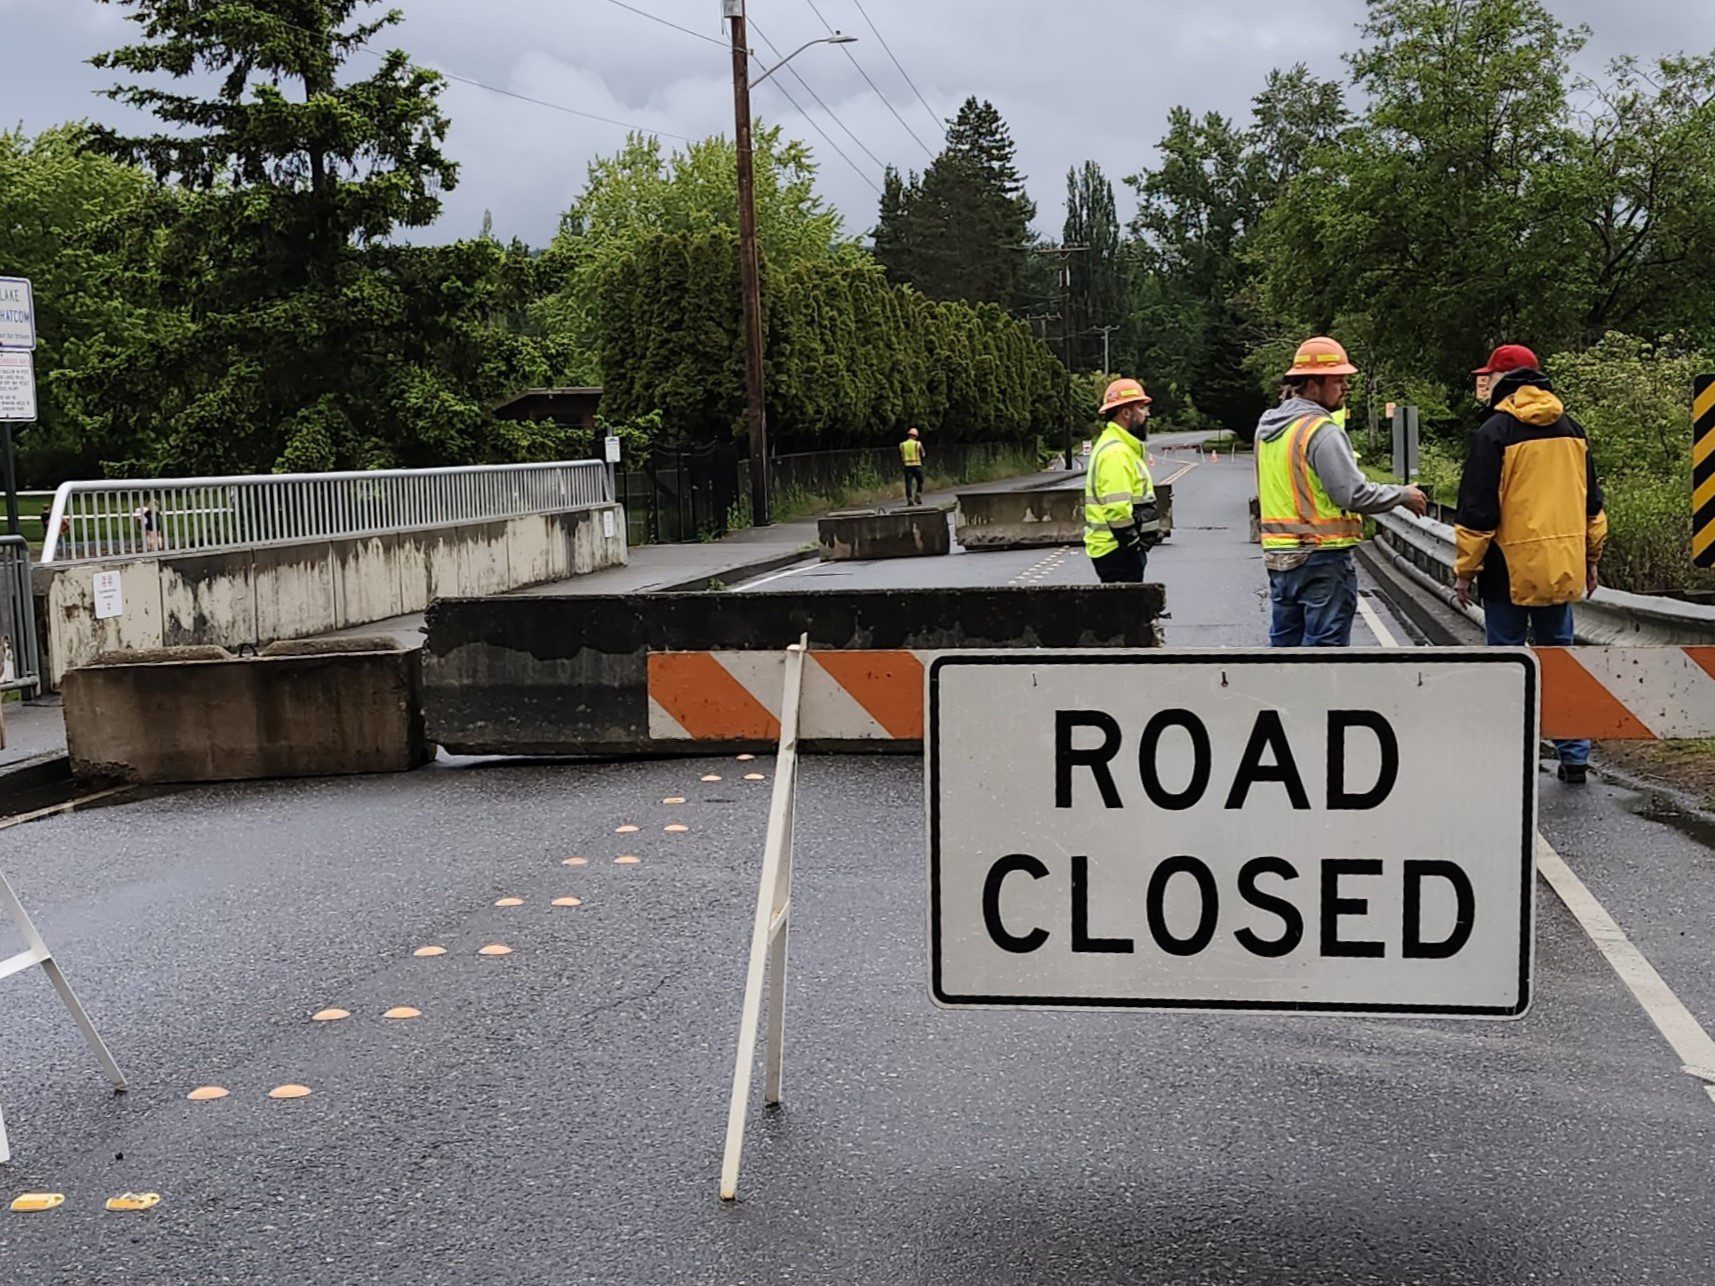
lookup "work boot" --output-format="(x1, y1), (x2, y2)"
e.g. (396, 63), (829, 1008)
(1557, 763), (1588, 785)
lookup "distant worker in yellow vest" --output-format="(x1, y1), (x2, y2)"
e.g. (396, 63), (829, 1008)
(899, 427), (926, 505)
(1255, 337), (1427, 646)
(1084, 378), (1159, 583)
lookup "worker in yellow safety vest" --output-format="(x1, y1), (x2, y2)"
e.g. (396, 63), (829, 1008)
(1084, 378), (1159, 583)
(899, 427), (926, 506)
(1254, 337), (1428, 646)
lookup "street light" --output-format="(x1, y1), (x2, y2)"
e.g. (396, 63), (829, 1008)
(723, 1), (856, 526)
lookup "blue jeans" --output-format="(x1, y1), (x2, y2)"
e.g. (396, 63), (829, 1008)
(1484, 597), (1590, 767)
(1268, 549), (1358, 647)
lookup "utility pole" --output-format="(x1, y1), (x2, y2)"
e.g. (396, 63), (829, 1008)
(1094, 324), (1118, 376)
(1033, 244), (1086, 470)
(727, 0), (771, 526)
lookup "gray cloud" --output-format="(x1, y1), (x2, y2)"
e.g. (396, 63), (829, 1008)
(2, 0), (1708, 248)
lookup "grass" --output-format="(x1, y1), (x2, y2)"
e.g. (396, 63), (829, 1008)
(768, 446), (1044, 523)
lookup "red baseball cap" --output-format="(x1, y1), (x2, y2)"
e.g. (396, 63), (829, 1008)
(1473, 344), (1540, 376)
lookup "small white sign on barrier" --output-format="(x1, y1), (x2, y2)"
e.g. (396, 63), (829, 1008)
(928, 651), (1538, 1018)
(93, 570), (124, 620)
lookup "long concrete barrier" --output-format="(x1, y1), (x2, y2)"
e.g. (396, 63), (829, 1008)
(63, 641), (430, 783)
(37, 505), (626, 689)
(422, 585), (1166, 755)
(956, 483), (1173, 551)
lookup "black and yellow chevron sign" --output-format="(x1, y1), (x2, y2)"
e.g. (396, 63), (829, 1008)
(1698, 374), (1715, 568)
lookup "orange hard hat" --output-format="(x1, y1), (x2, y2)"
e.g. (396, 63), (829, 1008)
(1099, 378), (1152, 414)
(1284, 336), (1358, 378)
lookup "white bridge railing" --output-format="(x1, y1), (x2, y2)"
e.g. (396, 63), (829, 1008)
(40, 460), (613, 565)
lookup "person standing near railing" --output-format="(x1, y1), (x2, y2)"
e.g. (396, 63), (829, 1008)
(899, 427), (925, 506)
(1454, 343), (1608, 784)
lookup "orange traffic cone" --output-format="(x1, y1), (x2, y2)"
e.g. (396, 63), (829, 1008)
(1211, 449), (1220, 463)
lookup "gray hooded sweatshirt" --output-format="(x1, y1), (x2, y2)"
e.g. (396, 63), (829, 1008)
(1254, 397), (1409, 518)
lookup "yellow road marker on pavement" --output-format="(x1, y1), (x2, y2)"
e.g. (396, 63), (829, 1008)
(700, 775), (722, 782)
(186, 1086), (228, 1102)
(10, 1193), (64, 1212)
(105, 1192), (160, 1212)
(268, 1084), (312, 1100)
(616, 824), (639, 834)
(663, 796), (687, 805)
(412, 946), (446, 957)
(310, 1008), (350, 1022)
(736, 754), (756, 762)
(551, 897), (583, 907)
(562, 856), (589, 866)
(665, 824), (689, 833)
(614, 855), (641, 865)
(382, 1006), (421, 1020)
(744, 773), (766, 782)
(494, 897), (524, 907)
(478, 944), (513, 956)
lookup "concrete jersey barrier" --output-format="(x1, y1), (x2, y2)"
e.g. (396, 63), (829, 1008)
(956, 483), (1173, 551)
(422, 585), (1167, 756)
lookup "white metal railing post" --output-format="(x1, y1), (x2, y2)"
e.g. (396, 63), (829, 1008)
(719, 636), (808, 1202)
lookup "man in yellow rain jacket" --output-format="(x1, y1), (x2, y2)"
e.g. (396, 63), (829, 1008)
(1084, 378), (1158, 583)
(1455, 343), (1608, 783)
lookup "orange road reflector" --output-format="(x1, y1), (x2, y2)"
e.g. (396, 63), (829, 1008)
(662, 796), (687, 805)
(310, 1008), (350, 1022)
(105, 1192), (161, 1212)
(551, 897), (583, 907)
(665, 824), (689, 833)
(186, 1085), (229, 1102)
(383, 1006), (422, 1020)
(744, 773), (766, 781)
(494, 897), (524, 907)
(10, 1193), (64, 1213)
(412, 946), (447, 957)
(478, 944), (513, 956)
(268, 1084), (312, 1100)
(562, 856), (589, 866)
(616, 824), (639, 834)
(700, 775), (722, 782)
(614, 855), (641, 865)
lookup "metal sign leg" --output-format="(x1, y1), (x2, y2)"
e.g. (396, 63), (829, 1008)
(0, 869), (126, 1092)
(720, 637), (807, 1201)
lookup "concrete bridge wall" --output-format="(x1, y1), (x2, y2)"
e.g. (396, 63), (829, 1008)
(37, 504), (626, 688)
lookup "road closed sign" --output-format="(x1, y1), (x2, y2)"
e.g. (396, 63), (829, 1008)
(928, 652), (1537, 1018)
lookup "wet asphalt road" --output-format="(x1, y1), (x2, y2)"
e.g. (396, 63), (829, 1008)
(2, 443), (1713, 1284)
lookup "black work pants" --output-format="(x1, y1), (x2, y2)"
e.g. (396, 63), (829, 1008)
(902, 465), (924, 505)
(1091, 544), (1146, 583)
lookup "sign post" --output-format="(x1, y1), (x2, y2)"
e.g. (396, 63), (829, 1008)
(929, 651), (1537, 1017)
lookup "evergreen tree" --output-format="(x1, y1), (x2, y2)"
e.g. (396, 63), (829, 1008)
(868, 98), (1035, 309)
(1062, 161), (1127, 371)
(72, 0), (552, 473)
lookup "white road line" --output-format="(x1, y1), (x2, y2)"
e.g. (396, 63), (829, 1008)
(737, 560), (820, 590)
(1356, 595), (1401, 649)
(1535, 838), (1715, 1105)
(1365, 588), (1715, 1104)
(1157, 461), (1198, 487)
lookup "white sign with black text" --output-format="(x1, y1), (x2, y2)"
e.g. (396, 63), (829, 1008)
(93, 570), (124, 621)
(0, 350), (36, 422)
(928, 652), (1537, 1018)
(0, 277), (35, 351)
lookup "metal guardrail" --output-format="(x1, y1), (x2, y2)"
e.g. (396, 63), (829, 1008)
(0, 535), (40, 695)
(1371, 509), (1715, 646)
(39, 461), (613, 565)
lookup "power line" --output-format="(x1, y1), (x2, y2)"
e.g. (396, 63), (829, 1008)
(747, 20), (883, 194)
(803, 0), (935, 159)
(850, 0), (943, 141)
(601, 0), (727, 47)
(748, 19), (888, 174)
(250, 9), (696, 142)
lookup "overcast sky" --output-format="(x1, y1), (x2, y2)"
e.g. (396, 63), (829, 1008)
(3, 0), (1709, 247)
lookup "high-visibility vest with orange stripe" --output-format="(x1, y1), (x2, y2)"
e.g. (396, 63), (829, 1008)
(1256, 414), (1363, 552)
